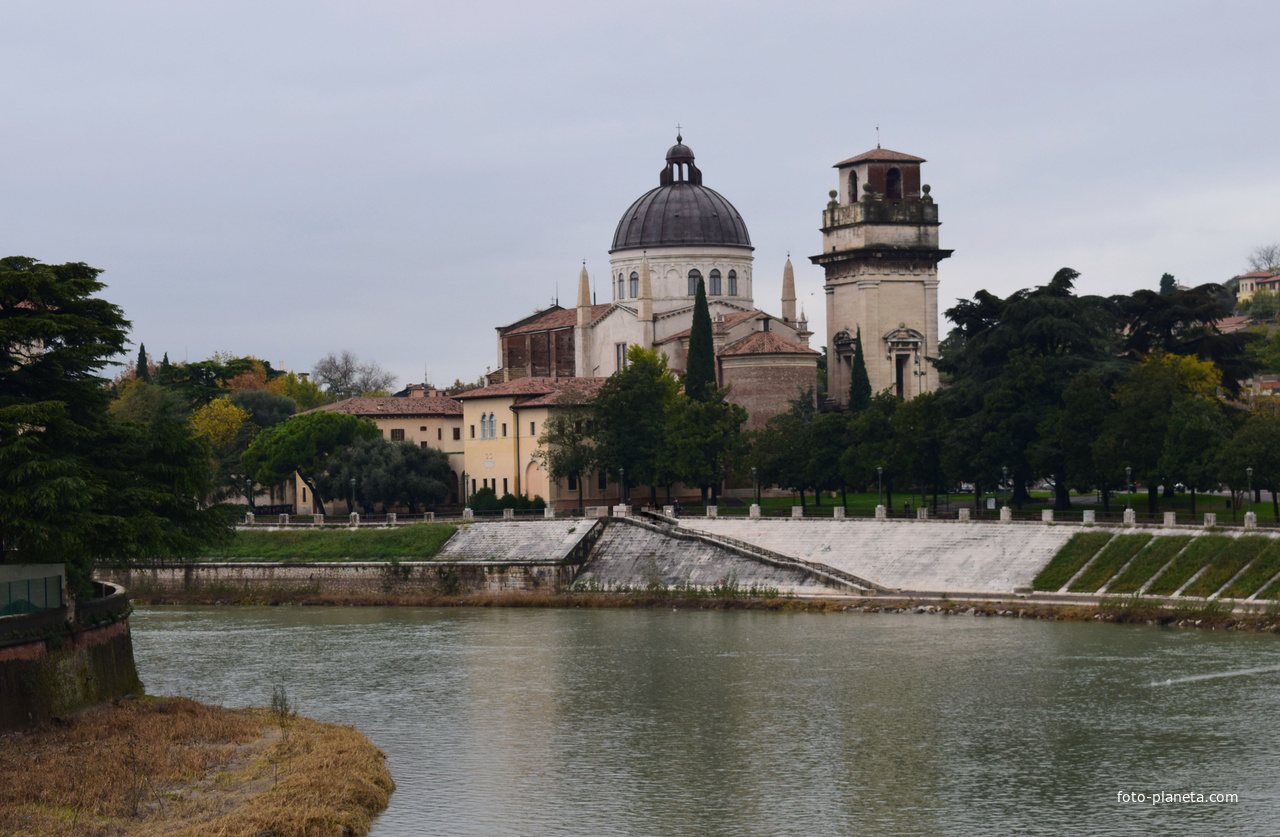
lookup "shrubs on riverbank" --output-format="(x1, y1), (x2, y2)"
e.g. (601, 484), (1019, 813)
(204, 522), (457, 560)
(0, 696), (394, 837)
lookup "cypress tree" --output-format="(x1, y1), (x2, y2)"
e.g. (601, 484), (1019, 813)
(848, 327), (872, 411)
(685, 277), (716, 402)
(135, 342), (151, 382)
(1159, 273), (1177, 295)
(157, 352), (173, 386)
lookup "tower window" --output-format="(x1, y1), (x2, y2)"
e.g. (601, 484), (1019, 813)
(849, 171), (859, 202)
(470, 424), (475, 438)
(617, 273), (624, 299)
(709, 269), (721, 296)
(886, 168), (903, 200)
(616, 343), (628, 371)
(630, 271), (639, 298)
(727, 270), (738, 296)
(688, 269), (703, 296)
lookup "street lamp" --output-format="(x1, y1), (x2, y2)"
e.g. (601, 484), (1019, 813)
(1126, 466), (1132, 511)
(877, 466), (883, 508)
(619, 468), (626, 505)
(461, 471), (468, 504)
(1002, 466), (1008, 510)
(350, 477), (357, 515)
(751, 466), (759, 506)
(1247, 467), (1254, 514)
(244, 477), (253, 513)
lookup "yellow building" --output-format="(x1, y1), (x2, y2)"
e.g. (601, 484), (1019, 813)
(455, 377), (613, 509)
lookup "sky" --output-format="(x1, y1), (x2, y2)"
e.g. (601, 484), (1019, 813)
(3, 1), (1277, 390)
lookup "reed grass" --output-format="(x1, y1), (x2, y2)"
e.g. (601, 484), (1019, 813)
(1145, 536), (1232, 596)
(1068, 533), (1152, 592)
(1181, 537), (1272, 598)
(1105, 535), (1191, 594)
(1223, 540), (1280, 599)
(1031, 532), (1114, 591)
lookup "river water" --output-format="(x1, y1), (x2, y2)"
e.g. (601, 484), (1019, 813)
(130, 606), (1280, 835)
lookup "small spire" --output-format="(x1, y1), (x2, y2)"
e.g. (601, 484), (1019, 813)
(577, 262), (591, 309)
(676, 124), (682, 143)
(876, 125), (880, 149)
(782, 256), (797, 323)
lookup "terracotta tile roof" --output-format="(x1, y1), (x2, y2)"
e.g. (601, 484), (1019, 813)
(834, 148), (927, 167)
(657, 309), (760, 343)
(1213, 315), (1251, 334)
(312, 396), (462, 417)
(516, 378), (607, 407)
(502, 304), (612, 336)
(454, 376), (607, 402)
(717, 331), (820, 357)
(1236, 270), (1280, 280)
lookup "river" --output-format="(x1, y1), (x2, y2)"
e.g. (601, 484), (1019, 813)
(131, 606), (1280, 835)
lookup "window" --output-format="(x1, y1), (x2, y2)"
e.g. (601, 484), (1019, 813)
(616, 343), (628, 371)
(849, 171), (858, 202)
(302, 487), (307, 502)
(502, 478), (508, 494)
(598, 471), (607, 490)
(453, 428), (461, 441)
(470, 425), (476, 438)
(709, 269), (721, 295)
(420, 426), (427, 431)
(530, 421), (536, 436)
(762, 318), (770, 332)
(688, 269), (702, 296)
(421, 441), (429, 449)
(727, 270), (738, 296)
(390, 429), (405, 441)
(501, 422), (507, 437)
(618, 273), (625, 299)
(630, 271), (639, 298)
(437, 428), (442, 440)
(886, 167), (903, 200)
(568, 474), (578, 491)
(471, 479), (476, 493)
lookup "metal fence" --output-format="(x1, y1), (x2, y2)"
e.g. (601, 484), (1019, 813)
(1, 575), (63, 616)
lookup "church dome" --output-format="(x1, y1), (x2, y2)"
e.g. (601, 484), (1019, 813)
(610, 137), (752, 252)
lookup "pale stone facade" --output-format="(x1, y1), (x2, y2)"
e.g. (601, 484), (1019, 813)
(813, 148), (951, 405)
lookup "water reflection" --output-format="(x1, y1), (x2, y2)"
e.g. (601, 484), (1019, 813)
(131, 607), (1280, 836)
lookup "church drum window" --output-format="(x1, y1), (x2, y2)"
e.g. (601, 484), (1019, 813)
(727, 269), (738, 296)
(630, 271), (639, 298)
(709, 269), (721, 296)
(618, 273), (625, 299)
(688, 269), (702, 296)
(886, 167), (903, 200)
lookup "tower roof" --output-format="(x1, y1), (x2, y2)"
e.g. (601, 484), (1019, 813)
(834, 148), (927, 167)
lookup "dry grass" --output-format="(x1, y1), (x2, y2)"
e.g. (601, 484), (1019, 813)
(0, 698), (393, 837)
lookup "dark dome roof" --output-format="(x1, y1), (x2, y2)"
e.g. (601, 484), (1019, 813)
(611, 138), (752, 252)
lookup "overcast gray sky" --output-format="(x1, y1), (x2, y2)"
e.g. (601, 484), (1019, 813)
(3, 1), (1277, 389)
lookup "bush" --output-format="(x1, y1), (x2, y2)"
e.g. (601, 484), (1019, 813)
(468, 487), (501, 512)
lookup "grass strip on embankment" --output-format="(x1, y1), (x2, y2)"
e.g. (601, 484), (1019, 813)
(1145, 535), (1232, 596)
(0, 696), (394, 837)
(1068, 533), (1152, 593)
(1181, 536), (1273, 598)
(1032, 531), (1114, 591)
(205, 522), (457, 561)
(1224, 540), (1280, 599)
(1105, 535), (1191, 594)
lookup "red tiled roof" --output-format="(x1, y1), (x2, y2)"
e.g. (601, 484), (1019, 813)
(1236, 270), (1280, 280)
(454, 376), (607, 401)
(516, 378), (607, 407)
(834, 148), (926, 167)
(502, 304), (612, 336)
(1213, 315), (1251, 334)
(657, 309), (760, 343)
(312, 396), (462, 417)
(717, 331), (819, 357)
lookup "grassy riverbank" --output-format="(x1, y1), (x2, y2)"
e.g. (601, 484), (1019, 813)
(0, 696), (394, 837)
(206, 522), (456, 561)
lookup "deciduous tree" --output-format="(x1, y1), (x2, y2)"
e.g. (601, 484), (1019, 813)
(312, 350), (396, 400)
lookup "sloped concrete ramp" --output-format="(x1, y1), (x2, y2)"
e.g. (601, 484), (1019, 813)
(437, 520), (596, 563)
(677, 519), (1080, 594)
(578, 521), (849, 596)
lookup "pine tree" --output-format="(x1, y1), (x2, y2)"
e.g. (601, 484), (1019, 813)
(685, 277), (716, 402)
(848, 327), (872, 412)
(135, 342), (151, 382)
(1159, 273), (1177, 295)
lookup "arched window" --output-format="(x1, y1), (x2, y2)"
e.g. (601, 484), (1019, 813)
(630, 271), (639, 298)
(849, 171), (859, 202)
(688, 269), (702, 296)
(727, 270), (738, 296)
(709, 269), (722, 296)
(885, 168), (903, 200)
(617, 273), (624, 299)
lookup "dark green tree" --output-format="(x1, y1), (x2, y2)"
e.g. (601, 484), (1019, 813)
(592, 346), (679, 503)
(663, 389), (746, 504)
(1159, 398), (1229, 515)
(848, 327), (872, 412)
(684, 278), (716, 402)
(1033, 371), (1118, 510)
(890, 391), (949, 511)
(241, 410), (380, 512)
(231, 389), (297, 431)
(318, 437), (451, 513)
(0, 257), (235, 596)
(751, 392), (817, 506)
(1218, 412), (1280, 521)
(533, 397), (595, 510)
(135, 342), (151, 382)
(156, 352), (174, 386)
(1159, 273), (1177, 295)
(840, 392), (900, 510)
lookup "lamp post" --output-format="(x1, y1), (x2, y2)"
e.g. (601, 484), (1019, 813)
(1125, 466), (1132, 511)
(619, 468), (626, 505)
(877, 466), (883, 508)
(751, 466), (759, 506)
(244, 477), (253, 513)
(350, 477), (357, 515)
(1247, 467), (1254, 514)
(461, 471), (468, 505)
(1002, 466), (1008, 510)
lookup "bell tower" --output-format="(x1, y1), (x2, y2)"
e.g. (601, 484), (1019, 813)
(810, 148), (952, 406)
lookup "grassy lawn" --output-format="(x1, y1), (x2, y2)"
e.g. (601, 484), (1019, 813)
(1032, 532), (1114, 592)
(1105, 536), (1191, 594)
(1222, 540), (1280, 599)
(1182, 537), (1274, 598)
(1145, 536), (1231, 596)
(206, 523), (458, 561)
(1068, 534), (1152, 593)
